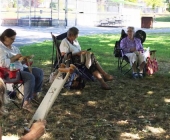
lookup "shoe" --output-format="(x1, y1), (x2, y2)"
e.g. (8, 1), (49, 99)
(139, 73), (143, 78)
(132, 73), (138, 79)
(22, 103), (34, 113)
(103, 74), (114, 81)
(33, 92), (41, 100)
(101, 83), (111, 90)
(101, 86), (111, 90)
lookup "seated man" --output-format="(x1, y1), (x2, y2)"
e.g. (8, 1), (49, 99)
(0, 78), (46, 140)
(60, 27), (114, 90)
(120, 26), (146, 78)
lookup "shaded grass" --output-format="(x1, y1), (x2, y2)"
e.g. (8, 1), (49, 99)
(3, 33), (170, 139)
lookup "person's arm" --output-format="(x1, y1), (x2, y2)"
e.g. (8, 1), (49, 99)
(10, 54), (22, 63)
(19, 120), (46, 140)
(120, 38), (131, 53)
(60, 39), (86, 56)
(0, 48), (11, 68)
(60, 39), (70, 56)
(0, 48), (22, 68)
(136, 38), (144, 52)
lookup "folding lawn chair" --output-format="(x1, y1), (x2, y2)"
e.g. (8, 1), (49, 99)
(114, 29), (147, 75)
(0, 67), (39, 108)
(50, 32), (95, 89)
(51, 32), (67, 72)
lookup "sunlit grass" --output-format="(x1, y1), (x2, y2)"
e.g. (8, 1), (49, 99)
(2, 135), (19, 140)
(146, 126), (166, 134)
(20, 33), (170, 77)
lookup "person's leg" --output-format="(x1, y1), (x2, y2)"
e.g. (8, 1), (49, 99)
(4, 71), (34, 101)
(19, 71), (35, 113)
(125, 53), (138, 78)
(4, 71), (35, 112)
(138, 53), (146, 77)
(20, 71), (35, 101)
(95, 61), (113, 81)
(24, 67), (43, 96)
(92, 70), (111, 90)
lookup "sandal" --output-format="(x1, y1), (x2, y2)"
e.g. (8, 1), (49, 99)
(22, 103), (34, 113)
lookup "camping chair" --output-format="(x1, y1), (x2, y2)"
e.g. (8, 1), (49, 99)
(0, 67), (39, 108)
(50, 32), (94, 89)
(0, 68), (25, 108)
(114, 29), (147, 75)
(51, 32), (67, 72)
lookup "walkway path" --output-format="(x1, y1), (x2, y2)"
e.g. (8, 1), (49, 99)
(0, 25), (170, 47)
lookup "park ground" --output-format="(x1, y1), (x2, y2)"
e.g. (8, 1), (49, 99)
(1, 15), (170, 140)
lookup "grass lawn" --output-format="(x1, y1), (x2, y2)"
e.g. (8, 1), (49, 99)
(2, 33), (170, 139)
(155, 15), (170, 22)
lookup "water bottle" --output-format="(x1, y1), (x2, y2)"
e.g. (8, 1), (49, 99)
(13, 63), (16, 70)
(10, 63), (16, 71)
(10, 63), (13, 71)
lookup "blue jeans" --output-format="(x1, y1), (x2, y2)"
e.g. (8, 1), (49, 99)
(4, 67), (43, 101)
(22, 67), (43, 101)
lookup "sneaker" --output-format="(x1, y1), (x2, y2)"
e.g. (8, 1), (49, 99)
(139, 73), (143, 78)
(132, 73), (138, 79)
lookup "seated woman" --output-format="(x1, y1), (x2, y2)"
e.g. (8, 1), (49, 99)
(120, 26), (145, 78)
(0, 28), (43, 112)
(60, 27), (113, 90)
(0, 78), (46, 140)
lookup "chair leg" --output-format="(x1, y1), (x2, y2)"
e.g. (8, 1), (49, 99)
(14, 84), (39, 106)
(10, 99), (21, 109)
(118, 57), (120, 69)
(119, 58), (132, 75)
(32, 99), (39, 105)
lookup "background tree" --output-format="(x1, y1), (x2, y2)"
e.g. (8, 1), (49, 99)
(143, 0), (164, 9)
(165, 0), (170, 12)
(125, 0), (137, 2)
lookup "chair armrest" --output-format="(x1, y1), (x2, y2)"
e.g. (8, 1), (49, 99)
(150, 50), (156, 55)
(87, 48), (91, 51)
(150, 50), (156, 53)
(0, 67), (20, 79)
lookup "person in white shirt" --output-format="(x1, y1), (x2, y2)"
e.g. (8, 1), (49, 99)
(0, 28), (43, 113)
(60, 27), (114, 90)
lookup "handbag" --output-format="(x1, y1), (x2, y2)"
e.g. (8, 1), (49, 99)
(146, 52), (158, 75)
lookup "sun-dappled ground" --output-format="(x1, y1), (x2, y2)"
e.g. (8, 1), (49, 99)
(1, 33), (170, 139)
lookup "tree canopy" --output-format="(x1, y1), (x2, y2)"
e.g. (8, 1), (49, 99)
(143, 0), (164, 9)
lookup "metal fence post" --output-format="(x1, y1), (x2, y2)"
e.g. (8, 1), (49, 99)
(29, 0), (31, 28)
(65, 0), (68, 27)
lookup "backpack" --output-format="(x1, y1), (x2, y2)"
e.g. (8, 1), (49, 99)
(114, 29), (127, 57)
(64, 72), (86, 90)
